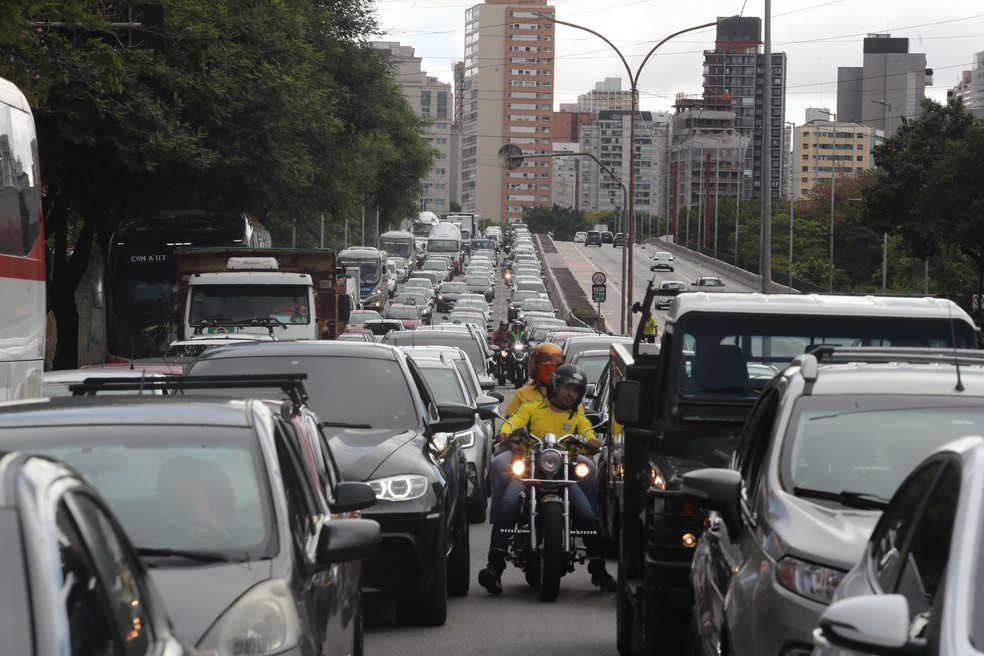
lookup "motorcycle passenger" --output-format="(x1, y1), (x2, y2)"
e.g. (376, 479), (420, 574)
(490, 319), (511, 350)
(478, 364), (616, 594)
(490, 343), (598, 520)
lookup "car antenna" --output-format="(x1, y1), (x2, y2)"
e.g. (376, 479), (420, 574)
(948, 300), (964, 392)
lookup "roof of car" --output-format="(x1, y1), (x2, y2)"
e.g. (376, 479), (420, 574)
(196, 339), (403, 362)
(666, 292), (975, 323)
(0, 395), (257, 428)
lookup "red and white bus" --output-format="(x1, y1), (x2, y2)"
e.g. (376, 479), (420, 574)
(0, 76), (45, 399)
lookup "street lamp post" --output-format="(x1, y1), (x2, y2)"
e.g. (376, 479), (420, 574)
(870, 98), (893, 137)
(816, 109), (836, 291)
(785, 120), (796, 291)
(498, 144), (628, 332)
(536, 12), (716, 333)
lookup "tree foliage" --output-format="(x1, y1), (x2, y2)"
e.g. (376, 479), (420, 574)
(523, 204), (588, 241)
(1, 0), (434, 365)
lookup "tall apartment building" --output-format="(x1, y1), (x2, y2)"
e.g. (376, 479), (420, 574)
(790, 119), (883, 199)
(374, 42), (453, 216)
(701, 16), (787, 201)
(576, 77), (634, 113)
(668, 95), (749, 241)
(578, 110), (670, 223)
(837, 34), (932, 138)
(551, 141), (579, 209)
(949, 51), (984, 117)
(461, 0), (555, 224)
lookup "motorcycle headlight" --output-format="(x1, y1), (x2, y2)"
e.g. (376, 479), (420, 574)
(197, 580), (301, 655)
(539, 449), (562, 475)
(367, 474), (429, 502)
(776, 556), (846, 605)
(514, 344), (525, 353)
(511, 459), (526, 477)
(574, 461), (591, 478)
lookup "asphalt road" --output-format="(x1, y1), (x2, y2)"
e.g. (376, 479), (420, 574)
(366, 246), (620, 655)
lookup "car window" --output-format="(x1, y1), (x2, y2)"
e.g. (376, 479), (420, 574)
(419, 366), (467, 404)
(274, 427), (322, 547)
(56, 501), (126, 655)
(869, 460), (946, 595)
(734, 388), (781, 507)
(67, 492), (155, 655)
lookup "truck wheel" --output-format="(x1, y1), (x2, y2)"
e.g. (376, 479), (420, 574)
(538, 502), (564, 602)
(616, 563), (637, 655)
(641, 565), (687, 655)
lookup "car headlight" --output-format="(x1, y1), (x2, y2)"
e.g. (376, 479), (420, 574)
(367, 474), (429, 502)
(776, 556), (846, 604)
(197, 580), (301, 656)
(456, 428), (475, 449)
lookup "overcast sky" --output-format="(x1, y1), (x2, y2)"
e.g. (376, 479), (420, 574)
(371, 0), (983, 125)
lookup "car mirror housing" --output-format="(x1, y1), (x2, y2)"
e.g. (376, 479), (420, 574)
(817, 595), (917, 654)
(313, 518), (381, 569)
(613, 380), (641, 425)
(330, 481), (377, 513)
(680, 468), (742, 537)
(432, 402), (475, 434)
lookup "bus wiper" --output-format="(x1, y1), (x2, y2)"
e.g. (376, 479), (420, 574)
(792, 487), (889, 510)
(137, 547), (231, 563)
(321, 421), (373, 429)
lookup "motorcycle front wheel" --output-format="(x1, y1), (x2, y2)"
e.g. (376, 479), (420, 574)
(538, 502), (564, 602)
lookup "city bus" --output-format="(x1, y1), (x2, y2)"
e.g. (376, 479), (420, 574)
(0, 76), (45, 399)
(97, 210), (272, 362)
(336, 246), (387, 312)
(377, 229), (416, 264)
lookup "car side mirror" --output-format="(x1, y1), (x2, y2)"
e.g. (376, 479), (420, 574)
(313, 518), (381, 569)
(330, 481), (377, 513)
(432, 402), (475, 434)
(691, 281), (698, 287)
(680, 468), (742, 537)
(475, 393), (503, 420)
(613, 380), (641, 425)
(817, 595), (919, 654)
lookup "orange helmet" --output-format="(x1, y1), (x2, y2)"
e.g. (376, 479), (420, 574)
(528, 342), (564, 383)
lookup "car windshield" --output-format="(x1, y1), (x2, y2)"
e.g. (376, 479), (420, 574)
(386, 307), (420, 320)
(423, 261), (446, 271)
(781, 395), (984, 504)
(189, 356), (419, 429)
(385, 333), (486, 373)
(571, 354), (608, 383)
(0, 427), (274, 559)
(455, 300), (487, 313)
(465, 276), (489, 287)
(440, 282), (469, 294)
(348, 310), (382, 325)
(521, 300), (553, 312)
(188, 284), (311, 325)
(660, 282), (686, 291)
(418, 366), (467, 405)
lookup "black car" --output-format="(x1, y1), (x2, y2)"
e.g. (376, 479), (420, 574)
(601, 230), (614, 243)
(0, 393), (381, 655)
(0, 450), (196, 656)
(612, 232), (627, 247)
(585, 230), (602, 247)
(185, 341), (482, 626)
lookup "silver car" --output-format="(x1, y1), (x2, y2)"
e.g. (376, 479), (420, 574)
(812, 434), (984, 656)
(683, 347), (984, 656)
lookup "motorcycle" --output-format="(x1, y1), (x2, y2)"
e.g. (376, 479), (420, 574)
(503, 340), (528, 388)
(501, 428), (595, 602)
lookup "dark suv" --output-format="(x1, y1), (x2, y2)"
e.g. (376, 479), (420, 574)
(186, 341), (486, 626)
(585, 230), (602, 246)
(683, 347), (984, 656)
(601, 230), (614, 244)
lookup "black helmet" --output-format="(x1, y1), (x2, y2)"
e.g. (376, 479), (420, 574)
(547, 364), (588, 409)
(499, 319), (508, 328)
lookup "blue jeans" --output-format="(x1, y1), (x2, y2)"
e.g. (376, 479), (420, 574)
(489, 449), (598, 523)
(487, 473), (604, 566)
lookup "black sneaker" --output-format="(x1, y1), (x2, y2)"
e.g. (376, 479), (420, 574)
(478, 567), (503, 594)
(588, 561), (617, 591)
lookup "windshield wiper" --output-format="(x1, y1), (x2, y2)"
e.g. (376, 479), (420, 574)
(321, 421), (373, 429)
(792, 487), (889, 510)
(698, 386), (758, 393)
(137, 547), (231, 563)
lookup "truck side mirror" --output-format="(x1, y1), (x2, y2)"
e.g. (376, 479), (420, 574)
(613, 380), (641, 425)
(337, 294), (352, 323)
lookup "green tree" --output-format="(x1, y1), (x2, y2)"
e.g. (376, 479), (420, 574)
(1, 0), (432, 366)
(862, 98), (984, 293)
(524, 204), (587, 240)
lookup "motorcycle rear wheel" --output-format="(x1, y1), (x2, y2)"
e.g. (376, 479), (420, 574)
(538, 502), (564, 602)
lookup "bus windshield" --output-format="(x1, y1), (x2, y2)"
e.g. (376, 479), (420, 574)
(337, 259), (381, 285)
(378, 238), (412, 259)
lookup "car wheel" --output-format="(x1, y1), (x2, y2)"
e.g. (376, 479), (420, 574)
(447, 503), (471, 595)
(396, 525), (448, 626)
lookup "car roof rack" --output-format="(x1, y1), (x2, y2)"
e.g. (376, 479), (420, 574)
(69, 373), (310, 408)
(805, 345), (984, 365)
